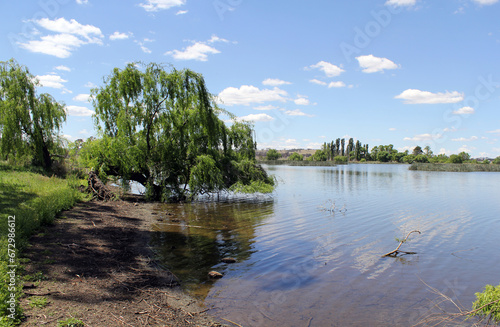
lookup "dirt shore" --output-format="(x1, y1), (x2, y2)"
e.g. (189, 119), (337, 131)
(20, 195), (224, 327)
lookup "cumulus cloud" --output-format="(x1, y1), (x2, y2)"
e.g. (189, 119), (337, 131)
(110, 31), (130, 40)
(36, 74), (67, 89)
(328, 81), (346, 88)
(284, 109), (314, 117)
(308, 61), (345, 77)
(458, 144), (476, 153)
(73, 94), (90, 102)
(452, 136), (478, 142)
(262, 78), (291, 86)
(404, 133), (442, 142)
(55, 65), (71, 72)
(66, 105), (94, 116)
(486, 129), (500, 135)
(140, 0), (186, 11)
(395, 89), (464, 104)
(294, 97), (310, 105)
(356, 54), (399, 73)
(19, 18), (103, 58)
(176, 10), (188, 15)
(166, 35), (228, 61)
(218, 85), (288, 106)
(309, 79), (327, 86)
(453, 106), (475, 115)
(385, 0), (417, 6)
(237, 113), (274, 122)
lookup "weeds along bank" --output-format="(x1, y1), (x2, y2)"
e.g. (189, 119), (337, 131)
(0, 164), (85, 326)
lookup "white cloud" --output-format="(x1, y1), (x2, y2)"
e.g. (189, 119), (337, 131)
(218, 85), (288, 106)
(36, 74), (67, 89)
(110, 31), (130, 40)
(73, 94), (90, 102)
(55, 65), (71, 72)
(284, 109), (314, 117)
(395, 89), (464, 104)
(389, 128), (397, 131)
(254, 105), (278, 111)
(458, 144), (476, 153)
(356, 54), (399, 73)
(385, 0), (417, 6)
(237, 113), (274, 122)
(262, 78), (291, 86)
(486, 129), (500, 135)
(19, 18), (103, 58)
(35, 18), (102, 42)
(76, 0), (88, 4)
(140, 0), (186, 11)
(176, 10), (188, 15)
(66, 105), (94, 116)
(84, 82), (97, 88)
(452, 136), (478, 142)
(309, 79), (327, 86)
(404, 133), (442, 142)
(166, 35), (231, 61)
(472, 0), (499, 5)
(294, 97), (310, 105)
(439, 148), (451, 155)
(79, 129), (89, 134)
(328, 81), (346, 88)
(453, 106), (475, 115)
(308, 61), (345, 77)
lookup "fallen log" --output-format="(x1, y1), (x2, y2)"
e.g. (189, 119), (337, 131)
(87, 171), (114, 201)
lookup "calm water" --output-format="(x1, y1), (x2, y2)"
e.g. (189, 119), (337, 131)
(151, 164), (500, 326)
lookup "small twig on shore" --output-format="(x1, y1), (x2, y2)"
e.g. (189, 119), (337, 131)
(382, 230), (421, 257)
(24, 291), (61, 296)
(306, 316), (313, 327)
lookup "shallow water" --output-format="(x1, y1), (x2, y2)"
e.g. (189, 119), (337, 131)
(151, 164), (500, 326)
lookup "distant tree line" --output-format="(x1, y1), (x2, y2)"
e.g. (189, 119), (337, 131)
(264, 138), (500, 165)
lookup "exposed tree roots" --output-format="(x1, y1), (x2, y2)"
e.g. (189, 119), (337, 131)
(87, 171), (115, 201)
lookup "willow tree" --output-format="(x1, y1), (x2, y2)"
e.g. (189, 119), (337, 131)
(84, 62), (273, 202)
(0, 59), (66, 169)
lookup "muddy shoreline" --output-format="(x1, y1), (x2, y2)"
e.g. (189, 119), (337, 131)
(20, 195), (224, 326)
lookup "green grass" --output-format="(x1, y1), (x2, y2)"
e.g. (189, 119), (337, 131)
(409, 163), (500, 172)
(28, 297), (48, 309)
(0, 163), (87, 325)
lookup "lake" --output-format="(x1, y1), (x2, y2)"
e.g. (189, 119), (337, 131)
(150, 164), (500, 326)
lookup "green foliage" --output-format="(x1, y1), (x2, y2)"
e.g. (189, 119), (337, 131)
(448, 154), (463, 164)
(57, 318), (85, 327)
(288, 152), (303, 161)
(266, 149), (281, 160)
(0, 59), (66, 170)
(413, 145), (423, 156)
(458, 151), (471, 162)
(403, 154), (416, 164)
(377, 151), (391, 162)
(470, 284), (500, 323)
(85, 62), (274, 202)
(334, 156), (348, 164)
(493, 156), (500, 165)
(313, 150), (327, 161)
(28, 296), (48, 308)
(414, 154), (429, 163)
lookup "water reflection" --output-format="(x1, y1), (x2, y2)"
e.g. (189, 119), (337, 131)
(150, 200), (274, 299)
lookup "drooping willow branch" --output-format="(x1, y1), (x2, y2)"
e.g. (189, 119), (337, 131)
(382, 230), (421, 257)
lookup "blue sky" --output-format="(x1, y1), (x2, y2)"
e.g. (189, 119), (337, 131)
(2, 0), (500, 157)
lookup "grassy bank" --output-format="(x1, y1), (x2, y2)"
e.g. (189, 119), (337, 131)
(0, 163), (86, 325)
(259, 160), (338, 166)
(409, 162), (500, 172)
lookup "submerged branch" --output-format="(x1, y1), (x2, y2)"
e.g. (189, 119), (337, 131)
(382, 230), (421, 257)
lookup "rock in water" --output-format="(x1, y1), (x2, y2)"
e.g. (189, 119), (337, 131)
(208, 271), (223, 279)
(221, 257), (237, 263)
